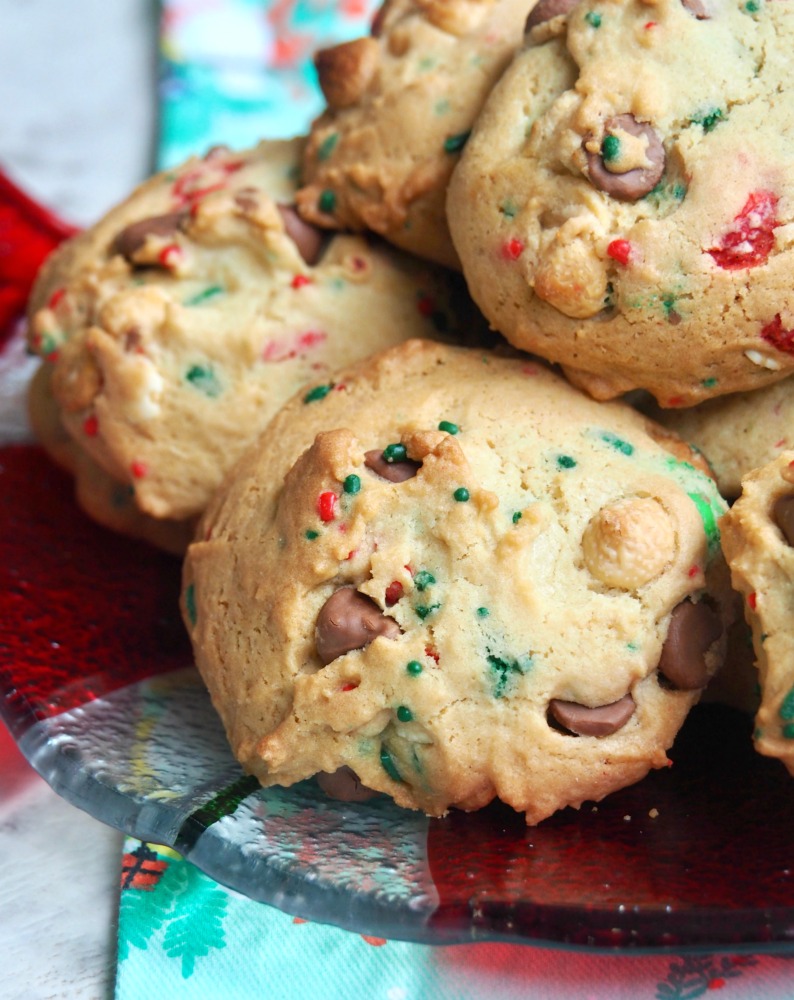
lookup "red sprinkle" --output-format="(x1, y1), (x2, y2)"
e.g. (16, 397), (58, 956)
(501, 238), (525, 261)
(317, 491), (337, 522)
(158, 244), (181, 268)
(385, 581), (404, 606)
(747, 592), (757, 610)
(707, 189), (780, 270)
(417, 294), (435, 317)
(291, 274), (312, 289)
(47, 287), (66, 310)
(82, 414), (99, 437)
(607, 239), (632, 265)
(130, 461), (148, 479)
(760, 314), (794, 355)
(425, 645), (440, 663)
(666, 396), (685, 407)
(341, 682), (358, 692)
(644, 20), (657, 28)
(687, 565), (700, 578)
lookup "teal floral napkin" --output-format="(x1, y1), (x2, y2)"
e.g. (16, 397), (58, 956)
(157, 0), (376, 167)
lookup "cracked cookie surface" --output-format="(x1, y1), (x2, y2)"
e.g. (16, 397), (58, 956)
(183, 339), (734, 824)
(447, 0), (794, 407)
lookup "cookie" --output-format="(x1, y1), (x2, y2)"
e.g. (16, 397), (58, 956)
(183, 339), (733, 824)
(447, 0), (794, 407)
(27, 364), (194, 554)
(27, 138), (464, 523)
(296, 0), (530, 268)
(720, 452), (794, 775)
(655, 378), (794, 500)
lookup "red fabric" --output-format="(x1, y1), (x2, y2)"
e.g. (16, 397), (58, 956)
(0, 168), (79, 346)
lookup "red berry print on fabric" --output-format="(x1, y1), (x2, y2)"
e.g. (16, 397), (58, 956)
(706, 190), (779, 270)
(120, 843), (168, 891)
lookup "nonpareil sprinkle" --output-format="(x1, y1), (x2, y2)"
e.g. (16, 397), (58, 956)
(438, 420), (459, 434)
(396, 706), (414, 723)
(303, 382), (334, 403)
(453, 487), (470, 502)
(414, 570), (436, 591)
(318, 189), (336, 214)
(601, 134), (620, 162)
(406, 660), (424, 676)
(556, 455), (577, 470)
(382, 443), (408, 463)
(443, 130), (471, 154)
(585, 10), (602, 26)
(343, 474), (361, 494)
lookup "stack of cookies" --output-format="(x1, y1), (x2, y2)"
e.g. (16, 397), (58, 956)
(26, 0), (794, 822)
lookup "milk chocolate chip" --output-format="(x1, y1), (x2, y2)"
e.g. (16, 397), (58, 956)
(584, 114), (665, 201)
(657, 599), (722, 690)
(112, 211), (188, 261)
(316, 588), (401, 664)
(549, 694), (636, 736)
(525, 0), (580, 32)
(773, 494), (794, 547)
(364, 448), (421, 483)
(681, 0), (710, 18)
(316, 766), (378, 802)
(277, 204), (326, 265)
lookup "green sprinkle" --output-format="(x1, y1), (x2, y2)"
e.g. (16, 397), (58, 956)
(380, 745), (402, 782)
(453, 487), (470, 502)
(396, 706), (413, 723)
(687, 491), (720, 556)
(416, 604), (440, 620)
(627, 640), (640, 653)
(744, 0), (759, 11)
(185, 364), (222, 398)
(600, 431), (634, 456)
(585, 10), (602, 26)
(343, 474), (361, 495)
(779, 687), (794, 721)
(406, 660), (424, 676)
(499, 200), (518, 220)
(382, 442), (408, 463)
(556, 454), (577, 470)
(783, 723), (794, 740)
(318, 189), (336, 214)
(303, 382), (334, 403)
(701, 377), (718, 388)
(487, 652), (533, 699)
(184, 284), (224, 307)
(184, 584), (197, 627)
(305, 529), (320, 540)
(601, 133), (620, 161)
(414, 570), (436, 592)
(317, 133), (339, 161)
(477, 607), (490, 618)
(438, 420), (459, 434)
(692, 108), (725, 133)
(443, 130), (471, 154)
(512, 511), (523, 524)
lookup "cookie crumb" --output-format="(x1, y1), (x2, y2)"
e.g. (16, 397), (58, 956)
(649, 807), (659, 819)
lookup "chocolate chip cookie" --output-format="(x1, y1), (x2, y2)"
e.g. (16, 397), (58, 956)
(447, 0), (794, 406)
(296, 0), (530, 268)
(27, 138), (462, 523)
(721, 452), (794, 775)
(656, 378), (794, 500)
(183, 339), (734, 824)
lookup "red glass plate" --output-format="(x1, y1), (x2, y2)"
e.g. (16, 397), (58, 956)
(2, 432), (794, 950)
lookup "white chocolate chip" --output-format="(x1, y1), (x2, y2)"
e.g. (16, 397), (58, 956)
(582, 497), (675, 589)
(745, 349), (782, 371)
